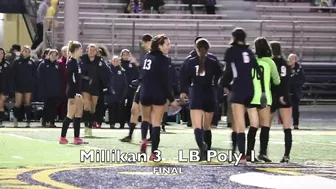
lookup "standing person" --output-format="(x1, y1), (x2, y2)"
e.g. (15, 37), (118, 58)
(12, 46), (36, 128)
(32, 0), (50, 50)
(105, 56), (128, 128)
(34, 48), (50, 103)
(139, 34), (179, 160)
(120, 49), (140, 128)
(219, 28), (259, 164)
(180, 38), (222, 160)
(57, 46), (68, 121)
(38, 49), (62, 127)
(288, 54), (305, 130)
(120, 34), (152, 142)
(0, 48), (11, 127)
(59, 41), (84, 145)
(5, 44), (21, 64)
(246, 37), (280, 162)
(270, 41), (293, 163)
(81, 44), (111, 136)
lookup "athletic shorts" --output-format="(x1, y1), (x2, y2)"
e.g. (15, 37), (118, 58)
(271, 95), (292, 113)
(229, 91), (253, 107)
(248, 104), (270, 109)
(189, 88), (216, 112)
(82, 82), (100, 96)
(133, 90), (140, 104)
(140, 95), (166, 106)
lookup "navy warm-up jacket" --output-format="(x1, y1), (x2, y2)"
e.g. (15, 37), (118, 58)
(11, 56), (36, 92)
(105, 65), (128, 104)
(37, 59), (62, 99)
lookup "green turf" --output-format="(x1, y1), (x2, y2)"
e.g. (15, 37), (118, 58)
(0, 124), (336, 169)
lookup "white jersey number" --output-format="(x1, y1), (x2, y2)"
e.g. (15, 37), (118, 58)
(143, 59), (152, 70)
(242, 52), (250, 63)
(280, 65), (287, 77)
(195, 65), (205, 76)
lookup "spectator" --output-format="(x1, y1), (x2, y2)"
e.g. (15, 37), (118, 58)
(5, 44), (21, 64)
(143, 0), (165, 13)
(126, 0), (142, 13)
(182, 0), (194, 14)
(204, 0), (216, 14)
(57, 46), (68, 121)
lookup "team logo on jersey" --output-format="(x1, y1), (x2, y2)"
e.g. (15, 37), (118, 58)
(129, 64), (133, 68)
(78, 68), (81, 74)
(28, 61), (32, 65)
(99, 62), (103, 66)
(118, 70), (121, 75)
(4, 64), (7, 68)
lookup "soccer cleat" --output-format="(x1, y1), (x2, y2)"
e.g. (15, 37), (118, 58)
(258, 154), (272, 163)
(74, 137), (84, 145)
(59, 137), (68, 144)
(84, 127), (92, 137)
(238, 155), (247, 165)
(120, 136), (132, 143)
(294, 125), (299, 130)
(246, 155), (260, 163)
(140, 139), (147, 153)
(13, 118), (18, 128)
(96, 123), (101, 129)
(92, 122), (97, 128)
(280, 156), (290, 163)
(149, 153), (157, 161)
(161, 125), (166, 132)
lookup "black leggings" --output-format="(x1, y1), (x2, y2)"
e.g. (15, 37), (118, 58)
(108, 102), (125, 125)
(43, 97), (58, 123)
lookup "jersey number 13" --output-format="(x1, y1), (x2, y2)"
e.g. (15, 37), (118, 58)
(143, 59), (152, 70)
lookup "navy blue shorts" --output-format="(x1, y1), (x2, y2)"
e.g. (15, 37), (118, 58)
(140, 95), (166, 106)
(189, 87), (216, 112)
(271, 94), (292, 113)
(82, 82), (100, 96)
(229, 91), (253, 107)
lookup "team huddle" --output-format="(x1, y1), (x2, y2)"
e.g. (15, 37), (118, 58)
(0, 27), (297, 164)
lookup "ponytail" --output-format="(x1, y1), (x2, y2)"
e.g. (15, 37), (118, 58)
(196, 38), (210, 74)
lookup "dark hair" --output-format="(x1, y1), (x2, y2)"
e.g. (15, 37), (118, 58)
(230, 27), (248, 46)
(254, 37), (272, 58)
(196, 38), (210, 74)
(194, 37), (203, 44)
(142, 34), (153, 42)
(0, 48), (5, 61)
(42, 48), (51, 59)
(270, 41), (283, 58)
(98, 46), (109, 57)
(68, 41), (82, 53)
(150, 34), (168, 52)
(48, 49), (59, 56)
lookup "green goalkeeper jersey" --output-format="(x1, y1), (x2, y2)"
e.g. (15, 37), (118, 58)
(251, 57), (280, 106)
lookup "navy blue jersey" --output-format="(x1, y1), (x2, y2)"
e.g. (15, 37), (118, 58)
(66, 58), (82, 98)
(0, 60), (11, 95)
(182, 55), (222, 91)
(272, 57), (291, 97)
(220, 45), (258, 94)
(140, 51), (174, 103)
(81, 54), (100, 90)
(12, 56), (36, 92)
(105, 65), (128, 103)
(180, 50), (220, 93)
(121, 60), (139, 87)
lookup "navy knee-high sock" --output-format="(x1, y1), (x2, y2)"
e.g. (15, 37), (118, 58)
(247, 127), (258, 156)
(74, 118), (81, 138)
(141, 121), (150, 140)
(260, 126), (270, 155)
(231, 132), (237, 152)
(204, 130), (212, 150)
(148, 124), (152, 139)
(13, 107), (19, 119)
(151, 126), (161, 153)
(194, 128), (204, 149)
(237, 133), (246, 156)
(24, 105), (32, 122)
(61, 117), (72, 137)
(128, 122), (136, 137)
(284, 128), (292, 156)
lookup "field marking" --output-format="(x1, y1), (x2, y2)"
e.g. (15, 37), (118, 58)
(0, 133), (102, 150)
(11, 156), (23, 159)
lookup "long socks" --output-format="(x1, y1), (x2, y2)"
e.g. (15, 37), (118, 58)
(284, 128), (292, 156)
(204, 130), (212, 150)
(151, 127), (161, 153)
(247, 127), (258, 156)
(260, 126), (270, 155)
(61, 117), (72, 137)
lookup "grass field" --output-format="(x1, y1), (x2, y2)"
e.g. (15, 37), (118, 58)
(0, 123), (336, 188)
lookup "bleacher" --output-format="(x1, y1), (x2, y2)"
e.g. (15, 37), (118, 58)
(34, 0), (336, 103)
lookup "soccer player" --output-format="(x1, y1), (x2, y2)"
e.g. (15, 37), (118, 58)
(246, 37), (280, 162)
(120, 34), (153, 142)
(11, 46), (36, 128)
(180, 38), (222, 160)
(270, 41), (293, 163)
(0, 48), (10, 127)
(219, 27), (259, 164)
(139, 34), (179, 160)
(37, 49), (62, 127)
(59, 41), (84, 145)
(81, 44), (110, 136)
(120, 49), (140, 128)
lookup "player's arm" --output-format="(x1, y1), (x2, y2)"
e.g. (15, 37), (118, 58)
(160, 58), (175, 103)
(218, 49), (233, 91)
(269, 60), (280, 86)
